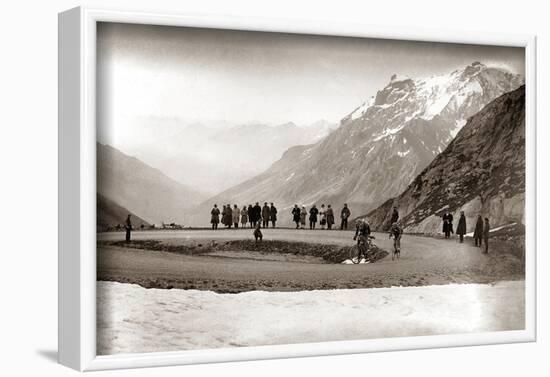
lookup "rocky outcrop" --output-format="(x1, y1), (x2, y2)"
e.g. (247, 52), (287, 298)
(367, 86), (525, 234)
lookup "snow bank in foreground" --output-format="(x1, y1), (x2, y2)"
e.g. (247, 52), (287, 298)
(97, 281), (524, 355)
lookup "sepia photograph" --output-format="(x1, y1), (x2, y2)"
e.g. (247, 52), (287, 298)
(95, 21), (526, 356)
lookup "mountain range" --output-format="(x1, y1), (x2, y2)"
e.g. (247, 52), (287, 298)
(366, 85), (525, 233)
(194, 62), (523, 225)
(122, 119), (336, 195)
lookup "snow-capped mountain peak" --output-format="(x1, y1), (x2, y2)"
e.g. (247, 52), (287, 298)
(345, 62), (523, 144)
(201, 62), (523, 225)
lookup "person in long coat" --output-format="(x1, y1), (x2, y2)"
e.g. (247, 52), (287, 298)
(319, 204), (327, 229)
(300, 206), (307, 228)
(253, 202), (262, 227)
(211, 204), (220, 230)
(125, 214), (132, 242)
(326, 205), (335, 230)
(483, 218), (490, 254)
(292, 205), (301, 228)
(456, 211), (467, 243)
(340, 204), (351, 230)
(248, 204), (254, 228)
(228, 205), (233, 226)
(269, 203), (278, 228)
(309, 205), (319, 230)
(261, 202), (270, 228)
(442, 210), (453, 238)
(221, 205), (227, 227)
(241, 205), (248, 227)
(232, 204), (241, 228)
(473, 215), (484, 247)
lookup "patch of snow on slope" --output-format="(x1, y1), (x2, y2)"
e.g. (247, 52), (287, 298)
(373, 125), (406, 141)
(397, 149), (411, 157)
(451, 119), (468, 138)
(350, 97), (374, 120)
(97, 281), (525, 355)
(285, 172), (295, 181)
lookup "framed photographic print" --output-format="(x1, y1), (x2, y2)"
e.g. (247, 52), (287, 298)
(58, 6), (537, 371)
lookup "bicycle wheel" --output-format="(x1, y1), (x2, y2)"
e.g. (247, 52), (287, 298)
(349, 245), (361, 264)
(358, 243), (368, 263)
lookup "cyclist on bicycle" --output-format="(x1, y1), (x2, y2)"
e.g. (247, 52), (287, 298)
(353, 218), (372, 261)
(389, 221), (403, 260)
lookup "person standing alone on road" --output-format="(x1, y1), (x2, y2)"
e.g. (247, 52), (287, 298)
(270, 203), (278, 228)
(473, 214), (483, 247)
(211, 204), (220, 230)
(340, 204), (351, 230)
(309, 205), (319, 230)
(125, 214), (132, 242)
(292, 204), (301, 228)
(483, 217), (490, 253)
(456, 211), (467, 243)
(262, 202), (270, 228)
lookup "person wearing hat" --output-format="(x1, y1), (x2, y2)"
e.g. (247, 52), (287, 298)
(353, 218), (371, 261)
(340, 204), (351, 230)
(124, 214), (132, 242)
(261, 202), (270, 228)
(210, 204), (220, 230)
(456, 211), (467, 243)
(473, 215), (484, 247)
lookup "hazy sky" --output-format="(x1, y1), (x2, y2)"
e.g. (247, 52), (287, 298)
(97, 22), (524, 147)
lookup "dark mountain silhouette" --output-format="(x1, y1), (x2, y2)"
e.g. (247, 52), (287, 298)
(97, 143), (207, 225)
(96, 193), (150, 232)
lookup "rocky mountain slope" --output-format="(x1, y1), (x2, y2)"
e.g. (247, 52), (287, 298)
(97, 143), (207, 225)
(97, 193), (150, 232)
(195, 63), (523, 225)
(366, 85), (525, 234)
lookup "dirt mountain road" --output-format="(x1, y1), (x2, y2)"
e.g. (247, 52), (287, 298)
(98, 228), (523, 293)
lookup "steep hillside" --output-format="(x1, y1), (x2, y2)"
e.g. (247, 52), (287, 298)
(367, 85), (525, 234)
(97, 194), (150, 232)
(194, 63), (523, 225)
(97, 143), (207, 225)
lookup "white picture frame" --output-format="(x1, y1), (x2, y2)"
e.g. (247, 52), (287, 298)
(58, 6), (537, 371)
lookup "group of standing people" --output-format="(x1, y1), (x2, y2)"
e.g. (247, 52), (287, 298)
(210, 202), (278, 230)
(291, 203), (352, 230)
(441, 209), (491, 253)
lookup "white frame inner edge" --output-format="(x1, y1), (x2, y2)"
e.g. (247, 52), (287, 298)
(58, 6), (537, 371)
